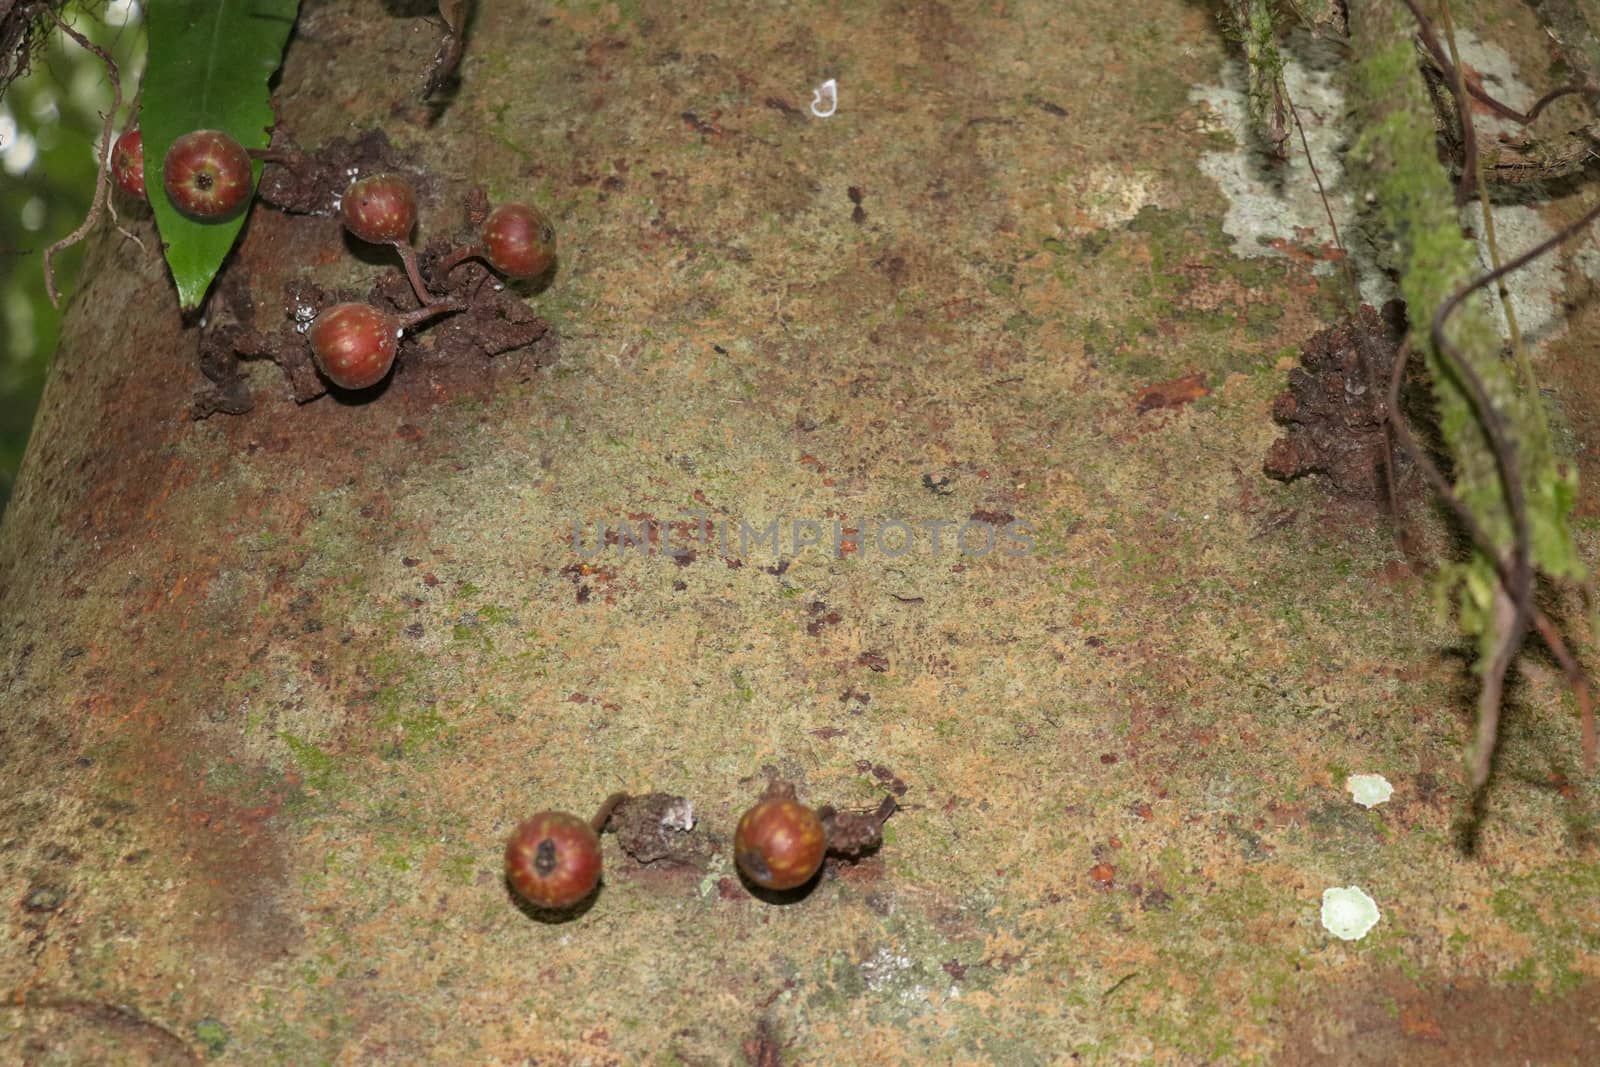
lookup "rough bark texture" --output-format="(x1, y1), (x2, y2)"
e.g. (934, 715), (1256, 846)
(3, 1), (1599, 1063)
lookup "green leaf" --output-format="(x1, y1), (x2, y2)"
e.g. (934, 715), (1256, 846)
(142, 0), (301, 310)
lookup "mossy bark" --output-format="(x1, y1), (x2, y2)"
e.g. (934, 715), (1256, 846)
(2, 2), (1598, 1061)
(1228, 0), (1289, 158)
(1346, 0), (1584, 783)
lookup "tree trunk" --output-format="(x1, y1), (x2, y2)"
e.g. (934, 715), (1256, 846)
(4, 1), (1598, 1062)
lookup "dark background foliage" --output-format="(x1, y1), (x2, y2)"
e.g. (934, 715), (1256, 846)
(0, 1), (144, 515)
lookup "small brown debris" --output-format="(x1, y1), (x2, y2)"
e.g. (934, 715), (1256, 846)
(1141, 887), (1173, 910)
(743, 1018), (787, 1067)
(1025, 93), (1069, 117)
(857, 651), (890, 672)
(805, 601), (841, 636)
(1133, 372), (1209, 413)
(855, 762), (909, 796)
(1399, 1003), (1447, 1043)
(681, 111), (722, 136)
(819, 794), (898, 858)
(1089, 863), (1116, 887)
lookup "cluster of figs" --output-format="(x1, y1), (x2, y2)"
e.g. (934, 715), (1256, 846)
(110, 126), (555, 391)
(507, 781), (896, 912)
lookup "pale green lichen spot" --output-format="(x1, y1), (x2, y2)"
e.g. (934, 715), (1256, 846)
(1321, 886), (1380, 941)
(1345, 773), (1393, 808)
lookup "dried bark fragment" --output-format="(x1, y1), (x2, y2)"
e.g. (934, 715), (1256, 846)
(608, 792), (710, 867)
(1263, 301), (1409, 496)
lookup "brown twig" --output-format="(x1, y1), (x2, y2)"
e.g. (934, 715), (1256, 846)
(1408, 0), (1593, 191)
(1382, 184), (1600, 779)
(432, 244), (482, 280)
(1404, 0), (1557, 787)
(1400, 0), (1483, 201)
(394, 299), (467, 331)
(589, 791), (630, 834)
(40, 8), (120, 308)
(394, 241), (434, 308)
(1385, 337), (1595, 780)
(1406, 0), (1597, 125)
(1286, 88), (1359, 312)
(1379, 4), (1600, 780)
(103, 172), (148, 253)
(1495, 82), (1600, 125)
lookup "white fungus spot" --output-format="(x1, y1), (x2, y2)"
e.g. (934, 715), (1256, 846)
(1346, 773), (1393, 808)
(1321, 885), (1380, 941)
(658, 797), (695, 832)
(810, 78), (838, 119)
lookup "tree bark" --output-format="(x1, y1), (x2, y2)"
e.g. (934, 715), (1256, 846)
(5, 0), (1597, 1062)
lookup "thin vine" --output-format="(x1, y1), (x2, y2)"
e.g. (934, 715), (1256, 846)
(38, 6), (121, 308)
